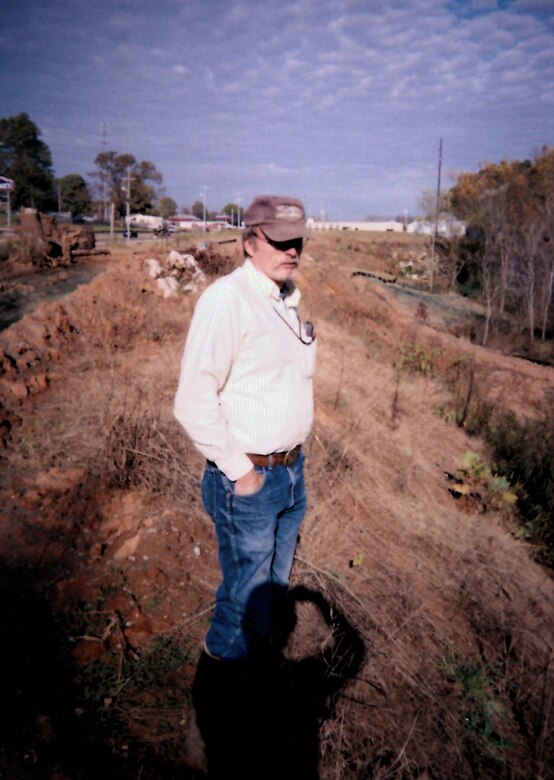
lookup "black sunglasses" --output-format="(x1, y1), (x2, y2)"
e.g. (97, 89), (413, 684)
(257, 229), (304, 254)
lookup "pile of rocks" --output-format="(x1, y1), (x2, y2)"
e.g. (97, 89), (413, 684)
(144, 250), (206, 298)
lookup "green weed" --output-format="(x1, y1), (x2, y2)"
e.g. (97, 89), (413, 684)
(440, 361), (553, 563)
(484, 409), (554, 564)
(448, 451), (518, 518)
(74, 634), (193, 736)
(398, 342), (441, 376)
(439, 653), (510, 760)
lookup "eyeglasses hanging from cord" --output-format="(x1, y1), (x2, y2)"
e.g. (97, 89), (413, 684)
(272, 305), (315, 345)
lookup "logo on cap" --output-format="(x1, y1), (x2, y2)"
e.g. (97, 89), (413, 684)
(275, 204), (304, 221)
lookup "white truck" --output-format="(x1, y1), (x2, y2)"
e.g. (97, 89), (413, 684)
(128, 213), (165, 231)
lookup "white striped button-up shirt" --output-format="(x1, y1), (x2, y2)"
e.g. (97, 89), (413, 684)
(174, 259), (316, 481)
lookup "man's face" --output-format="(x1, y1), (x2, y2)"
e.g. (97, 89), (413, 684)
(246, 228), (303, 285)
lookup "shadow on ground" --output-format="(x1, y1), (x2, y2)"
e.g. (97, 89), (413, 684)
(192, 585), (365, 779)
(0, 562), (202, 779)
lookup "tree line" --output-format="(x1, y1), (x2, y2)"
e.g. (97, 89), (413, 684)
(447, 147), (554, 345)
(2, 113), (552, 341)
(0, 113), (244, 223)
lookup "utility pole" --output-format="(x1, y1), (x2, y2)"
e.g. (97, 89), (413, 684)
(200, 186), (208, 232)
(235, 193), (242, 227)
(429, 138), (443, 293)
(100, 122), (109, 222)
(123, 167), (135, 241)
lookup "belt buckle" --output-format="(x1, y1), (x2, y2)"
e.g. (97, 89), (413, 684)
(283, 446), (298, 467)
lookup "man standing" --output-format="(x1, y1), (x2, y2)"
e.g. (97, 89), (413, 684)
(174, 194), (316, 663)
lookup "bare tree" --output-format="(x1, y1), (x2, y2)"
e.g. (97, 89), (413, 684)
(522, 219), (542, 342)
(537, 149), (554, 340)
(539, 251), (554, 340)
(449, 148), (554, 348)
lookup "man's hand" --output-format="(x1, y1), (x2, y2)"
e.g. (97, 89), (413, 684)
(234, 468), (264, 496)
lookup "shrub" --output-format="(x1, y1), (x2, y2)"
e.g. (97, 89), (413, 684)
(96, 403), (195, 499)
(447, 451), (518, 518)
(399, 342), (441, 376)
(441, 363), (553, 563)
(439, 653), (510, 760)
(484, 408), (554, 563)
(443, 356), (491, 432)
(178, 245), (237, 278)
(414, 301), (428, 324)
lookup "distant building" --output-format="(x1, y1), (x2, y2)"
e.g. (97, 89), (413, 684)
(167, 213), (202, 230)
(306, 217), (465, 236)
(407, 218), (465, 237)
(307, 219), (405, 232)
(209, 215), (233, 231)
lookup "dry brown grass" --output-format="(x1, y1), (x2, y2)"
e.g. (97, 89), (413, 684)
(292, 235), (554, 778)
(1, 235), (553, 778)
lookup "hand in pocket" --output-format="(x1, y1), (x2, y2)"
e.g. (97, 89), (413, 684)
(234, 468), (265, 496)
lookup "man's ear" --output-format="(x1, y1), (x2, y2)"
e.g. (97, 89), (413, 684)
(244, 236), (256, 257)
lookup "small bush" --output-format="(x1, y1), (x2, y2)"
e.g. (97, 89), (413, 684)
(443, 356), (492, 432)
(484, 408), (554, 563)
(440, 362), (553, 562)
(447, 451), (518, 518)
(439, 653), (510, 760)
(414, 301), (428, 323)
(185, 245), (237, 278)
(399, 342), (441, 376)
(94, 401), (196, 499)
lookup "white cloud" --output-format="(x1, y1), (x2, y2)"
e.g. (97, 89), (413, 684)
(3, 0), (553, 217)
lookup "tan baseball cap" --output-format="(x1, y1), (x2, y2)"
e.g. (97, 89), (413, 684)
(243, 195), (308, 241)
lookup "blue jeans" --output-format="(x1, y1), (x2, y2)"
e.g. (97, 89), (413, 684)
(201, 452), (307, 660)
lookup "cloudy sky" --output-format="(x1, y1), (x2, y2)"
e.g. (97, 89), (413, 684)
(1, 0), (552, 218)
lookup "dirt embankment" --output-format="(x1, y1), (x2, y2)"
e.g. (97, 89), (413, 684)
(1, 234), (553, 779)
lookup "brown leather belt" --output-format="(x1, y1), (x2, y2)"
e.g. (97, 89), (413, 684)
(247, 445), (301, 468)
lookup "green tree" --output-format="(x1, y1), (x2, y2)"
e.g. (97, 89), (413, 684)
(191, 199), (205, 220)
(90, 150), (133, 218)
(131, 159), (163, 214)
(191, 200), (217, 221)
(90, 151), (163, 218)
(448, 150), (554, 345)
(222, 202), (244, 226)
(59, 173), (91, 216)
(0, 112), (56, 210)
(159, 196), (177, 218)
